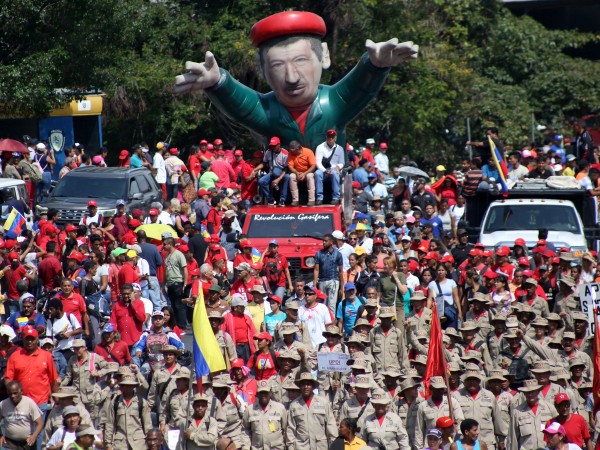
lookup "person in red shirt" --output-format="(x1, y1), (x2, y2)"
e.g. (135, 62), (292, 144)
(211, 151), (236, 189)
(547, 393), (591, 449)
(65, 251), (86, 291)
(231, 149), (245, 179)
(233, 240), (255, 269)
(198, 140), (214, 162)
(93, 322), (132, 366)
(260, 240), (293, 299)
(222, 297), (257, 364)
(229, 357), (258, 405)
(246, 331), (279, 381)
(109, 283), (147, 346)
(113, 200), (130, 241)
(56, 278), (89, 338)
(38, 241), (63, 292)
(5, 326), (59, 407)
(122, 219), (140, 246)
(206, 197), (222, 234)
(118, 250), (140, 290)
(188, 145), (202, 185)
(3, 252), (36, 314)
(240, 151), (263, 209)
(230, 263), (262, 303)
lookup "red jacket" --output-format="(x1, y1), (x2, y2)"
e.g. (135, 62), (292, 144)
(221, 312), (257, 353)
(109, 299), (146, 346)
(94, 341), (132, 365)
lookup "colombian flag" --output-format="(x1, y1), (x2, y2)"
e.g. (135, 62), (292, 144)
(488, 136), (509, 196)
(4, 208), (26, 239)
(192, 285), (226, 381)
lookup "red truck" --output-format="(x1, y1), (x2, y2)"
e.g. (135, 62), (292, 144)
(242, 205), (345, 277)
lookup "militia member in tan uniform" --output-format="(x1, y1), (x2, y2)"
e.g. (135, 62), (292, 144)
(242, 379), (287, 450)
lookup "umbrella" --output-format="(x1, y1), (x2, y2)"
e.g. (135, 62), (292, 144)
(0, 139), (28, 154)
(398, 165), (430, 179)
(349, 222), (372, 232)
(135, 223), (176, 241)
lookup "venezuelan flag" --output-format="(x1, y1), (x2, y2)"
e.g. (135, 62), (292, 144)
(192, 286), (226, 381)
(4, 208), (26, 239)
(488, 136), (509, 196)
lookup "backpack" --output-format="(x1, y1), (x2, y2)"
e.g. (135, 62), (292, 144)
(263, 255), (283, 286)
(500, 349), (529, 383)
(21, 160), (43, 183)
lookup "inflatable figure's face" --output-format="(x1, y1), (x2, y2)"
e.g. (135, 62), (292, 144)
(262, 38), (324, 109)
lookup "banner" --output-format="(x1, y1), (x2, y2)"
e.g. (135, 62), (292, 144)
(317, 352), (350, 373)
(579, 282), (600, 334)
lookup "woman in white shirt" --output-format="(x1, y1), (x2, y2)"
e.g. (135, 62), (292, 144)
(427, 265), (461, 329)
(47, 406), (80, 450)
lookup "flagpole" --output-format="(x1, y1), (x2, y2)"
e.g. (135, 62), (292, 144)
(436, 306), (454, 422)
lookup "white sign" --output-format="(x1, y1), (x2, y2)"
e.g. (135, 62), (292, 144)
(317, 352), (350, 373)
(77, 100), (92, 111)
(579, 282), (600, 334)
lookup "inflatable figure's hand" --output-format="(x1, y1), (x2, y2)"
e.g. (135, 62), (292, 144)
(365, 38), (418, 68)
(174, 51), (221, 94)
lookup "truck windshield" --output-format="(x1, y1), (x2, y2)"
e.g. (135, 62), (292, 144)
(483, 204), (581, 233)
(247, 212), (335, 238)
(51, 176), (127, 199)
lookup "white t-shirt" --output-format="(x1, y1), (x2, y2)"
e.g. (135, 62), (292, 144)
(374, 153), (389, 175)
(140, 297), (153, 330)
(46, 313), (81, 351)
(153, 152), (167, 184)
(428, 278), (457, 306)
(298, 303), (334, 347)
(337, 243), (354, 270)
(450, 204), (465, 223)
(136, 257), (150, 289)
(47, 427), (76, 449)
(94, 264), (109, 287)
(158, 211), (174, 226)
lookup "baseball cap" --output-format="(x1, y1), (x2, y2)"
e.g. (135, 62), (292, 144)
(554, 393), (570, 404)
(436, 165), (446, 172)
(379, 142), (388, 149)
(269, 137), (280, 147)
(332, 230), (345, 240)
(269, 239), (278, 246)
(326, 129), (337, 137)
(152, 310), (165, 318)
(566, 154), (576, 162)
(234, 149), (243, 156)
(368, 172), (377, 178)
(544, 422), (566, 435)
(352, 181), (361, 189)
(373, 237), (383, 245)
(7, 252), (19, 262)
(116, 199), (126, 206)
(435, 416), (456, 429)
(427, 429), (443, 439)
(87, 200), (97, 207)
(149, 208), (159, 216)
(102, 323), (115, 333)
(22, 326), (38, 338)
(366, 138), (375, 144)
(344, 282), (356, 291)
(119, 149), (129, 160)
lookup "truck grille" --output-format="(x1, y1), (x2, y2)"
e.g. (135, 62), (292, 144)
(57, 210), (85, 224)
(288, 258), (301, 273)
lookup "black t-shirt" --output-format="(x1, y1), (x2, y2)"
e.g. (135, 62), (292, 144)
(451, 243), (474, 266)
(188, 233), (209, 268)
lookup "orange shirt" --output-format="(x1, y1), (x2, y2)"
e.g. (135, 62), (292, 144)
(288, 147), (316, 173)
(6, 347), (58, 404)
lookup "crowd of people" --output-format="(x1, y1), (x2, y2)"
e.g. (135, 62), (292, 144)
(0, 120), (597, 450)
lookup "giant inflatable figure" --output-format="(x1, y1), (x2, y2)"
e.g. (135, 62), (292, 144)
(174, 11), (418, 149)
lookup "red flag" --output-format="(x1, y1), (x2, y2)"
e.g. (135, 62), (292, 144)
(593, 311), (600, 413)
(423, 303), (448, 398)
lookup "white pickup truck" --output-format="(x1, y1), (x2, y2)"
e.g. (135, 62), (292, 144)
(466, 179), (598, 252)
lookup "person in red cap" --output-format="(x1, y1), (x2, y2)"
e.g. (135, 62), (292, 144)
(240, 151), (263, 209)
(65, 251), (86, 292)
(5, 325), (58, 410)
(211, 149), (236, 189)
(374, 142), (390, 177)
(546, 393), (592, 449)
(287, 140), (317, 206)
(493, 245), (515, 280)
(255, 137), (289, 206)
(175, 11), (418, 150)
(231, 149), (245, 178)
(246, 331), (279, 381)
(314, 129), (343, 205)
(164, 147), (185, 201)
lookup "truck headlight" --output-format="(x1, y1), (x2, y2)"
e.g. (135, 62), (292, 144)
(305, 257), (316, 268)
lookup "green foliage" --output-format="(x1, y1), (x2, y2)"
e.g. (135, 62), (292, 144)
(1, 0), (599, 169)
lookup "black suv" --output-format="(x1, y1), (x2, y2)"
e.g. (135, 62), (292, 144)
(38, 167), (163, 224)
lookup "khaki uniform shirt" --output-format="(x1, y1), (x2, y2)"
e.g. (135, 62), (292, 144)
(360, 411), (410, 450)
(370, 326), (404, 373)
(286, 395), (337, 450)
(185, 415), (219, 450)
(508, 399), (555, 450)
(148, 362), (182, 412)
(520, 296), (550, 318)
(164, 389), (194, 429)
(215, 392), (250, 449)
(406, 308), (432, 335)
(392, 397), (423, 450)
(215, 330), (237, 366)
(414, 397), (465, 449)
(104, 395), (152, 449)
(457, 339), (494, 374)
(61, 352), (109, 404)
(339, 397), (375, 431)
(242, 399), (287, 450)
(466, 310), (493, 341)
(456, 387), (507, 449)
